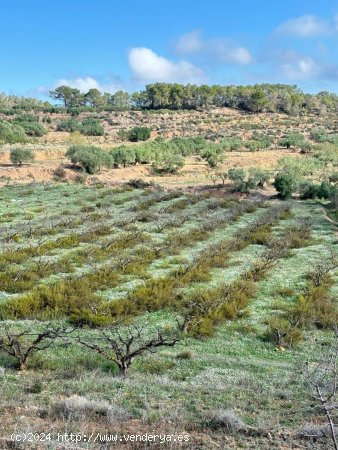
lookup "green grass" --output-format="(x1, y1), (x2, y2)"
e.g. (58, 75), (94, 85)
(0, 183), (337, 449)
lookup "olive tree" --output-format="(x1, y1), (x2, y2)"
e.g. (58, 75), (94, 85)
(279, 133), (305, 150)
(111, 146), (136, 168)
(10, 148), (35, 166)
(66, 145), (112, 174)
(274, 172), (297, 199)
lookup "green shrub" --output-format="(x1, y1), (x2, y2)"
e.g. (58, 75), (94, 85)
(81, 118), (104, 136)
(299, 181), (332, 200)
(274, 172), (297, 199)
(0, 121), (27, 144)
(56, 118), (82, 132)
(151, 153), (184, 175)
(187, 317), (215, 338)
(128, 127), (151, 142)
(176, 350), (192, 360)
(110, 146), (136, 167)
(17, 121), (46, 136)
(317, 182), (332, 199)
(125, 277), (176, 312)
(10, 148), (35, 166)
(66, 145), (112, 174)
(310, 129), (328, 143)
(299, 181), (319, 199)
(222, 137), (242, 151)
(264, 317), (303, 348)
(279, 133), (305, 149)
(138, 357), (176, 374)
(227, 168), (257, 193)
(248, 168), (272, 189)
(0, 279), (110, 326)
(290, 288), (337, 329)
(201, 145), (225, 168)
(24, 377), (43, 394)
(14, 113), (38, 123)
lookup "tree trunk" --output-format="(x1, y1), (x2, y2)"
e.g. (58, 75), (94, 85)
(19, 361), (27, 371)
(117, 362), (128, 376)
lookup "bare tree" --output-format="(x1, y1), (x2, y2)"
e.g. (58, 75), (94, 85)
(308, 251), (338, 287)
(76, 324), (179, 376)
(0, 323), (73, 370)
(305, 329), (338, 450)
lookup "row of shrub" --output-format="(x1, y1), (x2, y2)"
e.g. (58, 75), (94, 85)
(265, 254), (337, 347)
(0, 203), (285, 326)
(0, 196), (253, 296)
(109, 204), (291, 331)
(57, 118), (151, 141)
(57, 118), (104, 136)
(0, 114), (47, 144)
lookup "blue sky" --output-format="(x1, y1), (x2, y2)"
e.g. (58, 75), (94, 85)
(1, 0), (338, 97)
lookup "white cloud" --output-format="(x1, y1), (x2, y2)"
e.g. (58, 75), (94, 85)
(281, 56), (320, 80)
(56, 76), (101, 91)
(270, 49), (322, 81)
(276, 15), (331, 37)
(128, 47), (204, 83)
(175, 31), (252, 65)
(175, 30), (204, 54)
(50, 76), (122, 93)
(213, 41), (252, 64)
(263, 47), (338, 83)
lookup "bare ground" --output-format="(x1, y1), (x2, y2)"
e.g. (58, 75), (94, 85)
(0, 149), (300, 188)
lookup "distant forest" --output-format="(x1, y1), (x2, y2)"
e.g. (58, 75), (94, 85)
(1, 83), (338, 115)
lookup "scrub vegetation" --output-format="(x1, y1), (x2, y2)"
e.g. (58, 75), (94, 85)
(0, 84), (337, 449)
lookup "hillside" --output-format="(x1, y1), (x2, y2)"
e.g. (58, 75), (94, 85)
(0, 103), (337, 449)
(0, 106), (337, 187)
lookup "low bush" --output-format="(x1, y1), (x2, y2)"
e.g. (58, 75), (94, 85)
(128, 126), (151, 142)
(66, 145), (112, 174)
(17, 121), (46, 136)
(246, 224), (272, 245)
(81, 118), (104, 136)
(274, 172), (297, 199)
(263, 317), (303, 348)
(53, 166), (66, 180)
(176, 350), (192, 360)
(10, 148), (35, 166)
(123, 277), (176, 312)
(138, 357), (176, 374)
(52, 396), (130, 422)
(290, 287), (337, 329)
(56, 118), (82, 132)
(208, 409), (247, 431)
(0, 279), (111, 326)
(0, 120), (27, 144)
(151, 153), (184, 175)
(300, 181), (333, 200)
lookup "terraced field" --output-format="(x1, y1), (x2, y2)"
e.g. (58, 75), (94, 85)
(0, 183), (337, 449)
